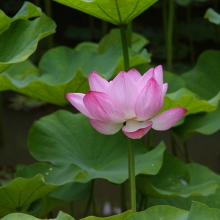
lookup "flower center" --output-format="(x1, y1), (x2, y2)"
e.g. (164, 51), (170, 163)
(125, 116), (137, 121)
(123, 117), (138, 126)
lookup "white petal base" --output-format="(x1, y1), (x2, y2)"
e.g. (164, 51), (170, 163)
(122, 120), (152, 139)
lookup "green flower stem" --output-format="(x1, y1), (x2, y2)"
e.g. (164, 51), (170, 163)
(120, 22), (135, 213)
(128, 138), (136, 213)
(166, 0), (175, 71)
(119, 25), (130, 71)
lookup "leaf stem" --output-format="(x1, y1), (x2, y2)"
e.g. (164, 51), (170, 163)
(120, 182), (127, 212)
(170, 130), (193, 162)
(162, 0), (168, 46)
(138, 193), (144, 211)
(171, 130), (177, 157)
(144, 196), (148, 209)
(128, 138), (136, 213)
(213, 0), (219, 44)
(166, 0), (175, 71)
(44, 0), (52, 17)
(147, 129), (154, 149)
(92, 190), (97, 216)
(83, 179), (95, 217)
(186, 5), (195, 65)
(70, 201), (74, 216)
(119, 25), (130, 71)
(0, 94), (4, 147)
(47, 211), (53, 218)
(44, 0), (54, 49)
(183, 141), (191, 163)
(34, 0), (40, 6)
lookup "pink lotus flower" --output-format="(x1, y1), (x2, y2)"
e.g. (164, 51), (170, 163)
(66, 66), (187, 139)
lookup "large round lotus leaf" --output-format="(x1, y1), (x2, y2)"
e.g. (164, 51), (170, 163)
(2, 214), (39, 220)
(27, 196), (67, 218)
(181, 50), (220, 100)
(16, 163), (91, 217)
(187, 201), (218, 220)
(125, 201), (219, 220)
(0, 174), (57, 218)
(161, 88), (219, 116)
(17, 110), (165, 184)
(83, 210), (132, 220)
(75, 28), (149, 55)
(0, 2), (56, 73)
(98, 28), (149, 53)
(0, 44), (150, 106)
(174, 105), (220, 140)
(126, 205), (188, 220)
(75, 42), (99, 53)
(38, 45), (150, 81)
(136, 153), (217, 198)
(204, 8), (220, 25)
(172, 51), (220, 139)
(16, 163), (88, 185)
(2, 202), (220, 220)
(148, 163), (220, 211)
(49, 182), (91, 201)
(212, 208), (220, 219)
(0, 60), (88, 106)
(163, 70), (186, 93)
(0, 1), (42, 34)
(56, 212), (75, 220)
(2, 211), (75, 220)
(53, 0), (157, 25)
